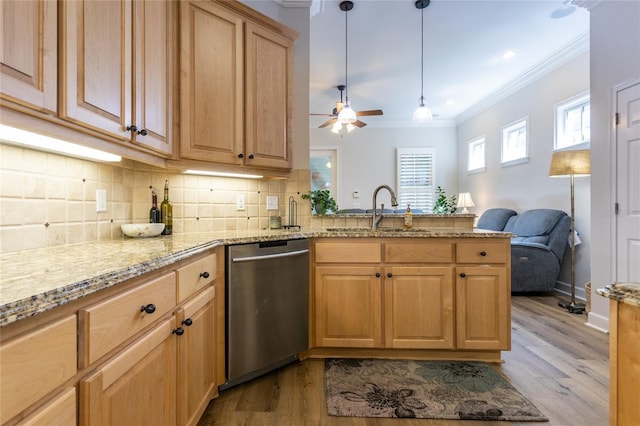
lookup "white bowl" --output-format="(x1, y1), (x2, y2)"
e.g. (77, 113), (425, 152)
(121, 223), (165, 237)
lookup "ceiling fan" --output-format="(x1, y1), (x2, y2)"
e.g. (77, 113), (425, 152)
(311, 85), (383, 129)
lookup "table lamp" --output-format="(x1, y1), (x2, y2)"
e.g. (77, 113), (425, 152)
(456, 192), (475, 214)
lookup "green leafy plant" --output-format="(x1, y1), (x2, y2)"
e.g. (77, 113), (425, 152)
(301, 189), (339, 215)
(432, 186), (458, 214)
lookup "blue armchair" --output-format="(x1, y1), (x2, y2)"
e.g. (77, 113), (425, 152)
(477, 208), (571, 292)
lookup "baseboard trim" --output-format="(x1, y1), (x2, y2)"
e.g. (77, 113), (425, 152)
(586, 311), (610, 333)
(554, 279), (587, 301)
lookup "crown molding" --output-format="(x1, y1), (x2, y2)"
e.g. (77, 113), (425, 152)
(273, 0), (312, 7)
(455, 32), (590, 126)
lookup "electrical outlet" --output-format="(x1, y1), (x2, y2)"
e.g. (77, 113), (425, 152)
(236, 194), (245, 210)
(266, 196), (278, 210)
(96, 189), (107, 212)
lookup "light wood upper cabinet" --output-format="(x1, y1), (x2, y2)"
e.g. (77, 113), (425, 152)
(60, 0), (173, 156)
(0, 0), (57, 113)
(179, 0), (296, 171)
(244, 22), (293, 170)
(179, 0), (244, 166)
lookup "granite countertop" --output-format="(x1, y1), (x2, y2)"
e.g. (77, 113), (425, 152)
(597, 282), (640, 307)
(0, 227), (508, 326)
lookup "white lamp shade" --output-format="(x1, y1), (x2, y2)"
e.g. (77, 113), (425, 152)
(456, 192), (475, 208)
(337, 104), (357, 124)
(412, 104), (433, 122)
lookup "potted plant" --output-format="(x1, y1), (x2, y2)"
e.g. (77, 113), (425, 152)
(432, 186), (458, 214)
(301, 189), (339, 215)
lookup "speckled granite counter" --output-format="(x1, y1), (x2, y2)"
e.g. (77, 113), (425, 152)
(0, 227), (508, 326)
(597, 282), (640, 307)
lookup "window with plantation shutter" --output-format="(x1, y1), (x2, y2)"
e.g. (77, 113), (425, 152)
(396, 147), (435, 212)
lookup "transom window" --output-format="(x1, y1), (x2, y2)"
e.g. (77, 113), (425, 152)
(555, 92), (590, 149)
(467, 136), (486, 172)
(396, 147), (435, 212)
(501, 118), (528, 165)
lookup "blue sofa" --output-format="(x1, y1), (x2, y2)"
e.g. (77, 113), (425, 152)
(477, 208), (571, 293)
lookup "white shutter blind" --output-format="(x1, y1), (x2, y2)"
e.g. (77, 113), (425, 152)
(396, 148), (435, 212)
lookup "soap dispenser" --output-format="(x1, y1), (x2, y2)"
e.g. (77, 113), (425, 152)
(403, 204), (413, 229)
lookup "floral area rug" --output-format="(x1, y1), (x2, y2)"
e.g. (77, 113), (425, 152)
(325, 358), (548, 421)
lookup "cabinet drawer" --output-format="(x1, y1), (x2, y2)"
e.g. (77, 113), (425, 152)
(0, 316), (77, 424)
(17, 387), (77, 426)
(315, 241), (381, 263)
(79, 272), (176, 366)
(456, 242), (509, 264)
(385, 242), (454, 263)
(176, 253), (216, 302)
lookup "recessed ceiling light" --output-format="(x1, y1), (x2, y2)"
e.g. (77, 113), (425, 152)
(503, 51), (516, 59)
(446, 100), (455, 106)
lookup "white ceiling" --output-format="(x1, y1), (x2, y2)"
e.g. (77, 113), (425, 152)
(308, 0), (590, 128)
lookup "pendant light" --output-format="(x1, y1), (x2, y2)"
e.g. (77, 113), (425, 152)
(337, 1), (357, 125)
(413, 0), (433, 122)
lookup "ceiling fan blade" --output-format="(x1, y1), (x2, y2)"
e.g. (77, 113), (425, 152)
(335, 102), (344, 113)
(356, 109), (383, 117)
(310, 113), (336, 116)
(319, 118), (338, 128)
(352, 120), (367, 128)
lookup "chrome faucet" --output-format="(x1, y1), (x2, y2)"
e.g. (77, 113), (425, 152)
(371, 185), (398, 229)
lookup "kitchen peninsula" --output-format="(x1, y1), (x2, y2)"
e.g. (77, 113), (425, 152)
(0, 224), (510, 425)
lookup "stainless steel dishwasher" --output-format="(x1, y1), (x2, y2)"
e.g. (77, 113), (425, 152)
(222, 238), (309, 390)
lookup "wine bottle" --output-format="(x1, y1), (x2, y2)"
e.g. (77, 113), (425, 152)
(149, 187), (161, 223)
(160, 180), (173, 235)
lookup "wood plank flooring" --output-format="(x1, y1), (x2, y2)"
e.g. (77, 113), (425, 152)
(198, 295), (609, 426)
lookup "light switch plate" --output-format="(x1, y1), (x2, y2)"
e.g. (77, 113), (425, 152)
(236, 194), (245, 210)
(96, 189), (107, 212)
(266, 196), (278, 210)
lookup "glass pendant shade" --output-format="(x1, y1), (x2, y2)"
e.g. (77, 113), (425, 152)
(412, 103), (433, 122)
(337, 103), (357, 124)
(331, 121), (342, 134)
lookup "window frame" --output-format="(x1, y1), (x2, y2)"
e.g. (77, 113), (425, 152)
(467, 136), (486, 173)
(396, 147), (435, 212)
(501, 117), (529, 167)
(554, 91), (590, 150)
(310, 147), (339, 200)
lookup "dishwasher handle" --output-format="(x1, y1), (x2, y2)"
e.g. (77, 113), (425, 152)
(232, 249), (309, 263)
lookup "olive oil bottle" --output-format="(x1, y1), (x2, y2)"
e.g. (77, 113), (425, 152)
(160, 180), (172, 235)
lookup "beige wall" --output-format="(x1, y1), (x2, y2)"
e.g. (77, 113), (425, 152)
(0, 144), (311, 254)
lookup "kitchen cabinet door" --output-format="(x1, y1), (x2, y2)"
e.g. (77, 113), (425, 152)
(60, 0), (173, 156)
(0, 0), (57, 114)
(179, 0), (244, 165)
(244, 22), (293, 170)
(314, 266), (382, 348)
(384, 266), (455, 349)
(455, 266), (510, 350)
(176, 287), (216, 426)
(79, 318), (177, 426)
(60, 0), (132, 139)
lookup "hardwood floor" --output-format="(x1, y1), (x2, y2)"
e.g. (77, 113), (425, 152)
(198, 294), (609, 426)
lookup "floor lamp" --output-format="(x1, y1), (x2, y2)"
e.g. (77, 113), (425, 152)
(549, 149), (591, 314)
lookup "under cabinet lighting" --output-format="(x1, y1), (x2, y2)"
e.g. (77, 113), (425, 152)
(184, 170), (263, 179)
(0, 124), (121, 162)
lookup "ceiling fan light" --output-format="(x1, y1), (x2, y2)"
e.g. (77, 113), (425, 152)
(338, 103), (357, 124)
(413, 104), (433, 122)
(331, 121), (342, 133)
(346, 123), (356, 132)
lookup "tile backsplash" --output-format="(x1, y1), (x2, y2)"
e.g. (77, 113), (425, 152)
(0, 144), (311, 253)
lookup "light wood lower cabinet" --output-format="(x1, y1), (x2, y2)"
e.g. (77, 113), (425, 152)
(79, 318), (178, 425)
(17, 387), (76, 426)
(311, 238), (510, 357)
(609, 299), (640, 426)
(176, 287), (217, 426)
(314, 266), (382, 348)
(385, 266), (454, 349)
